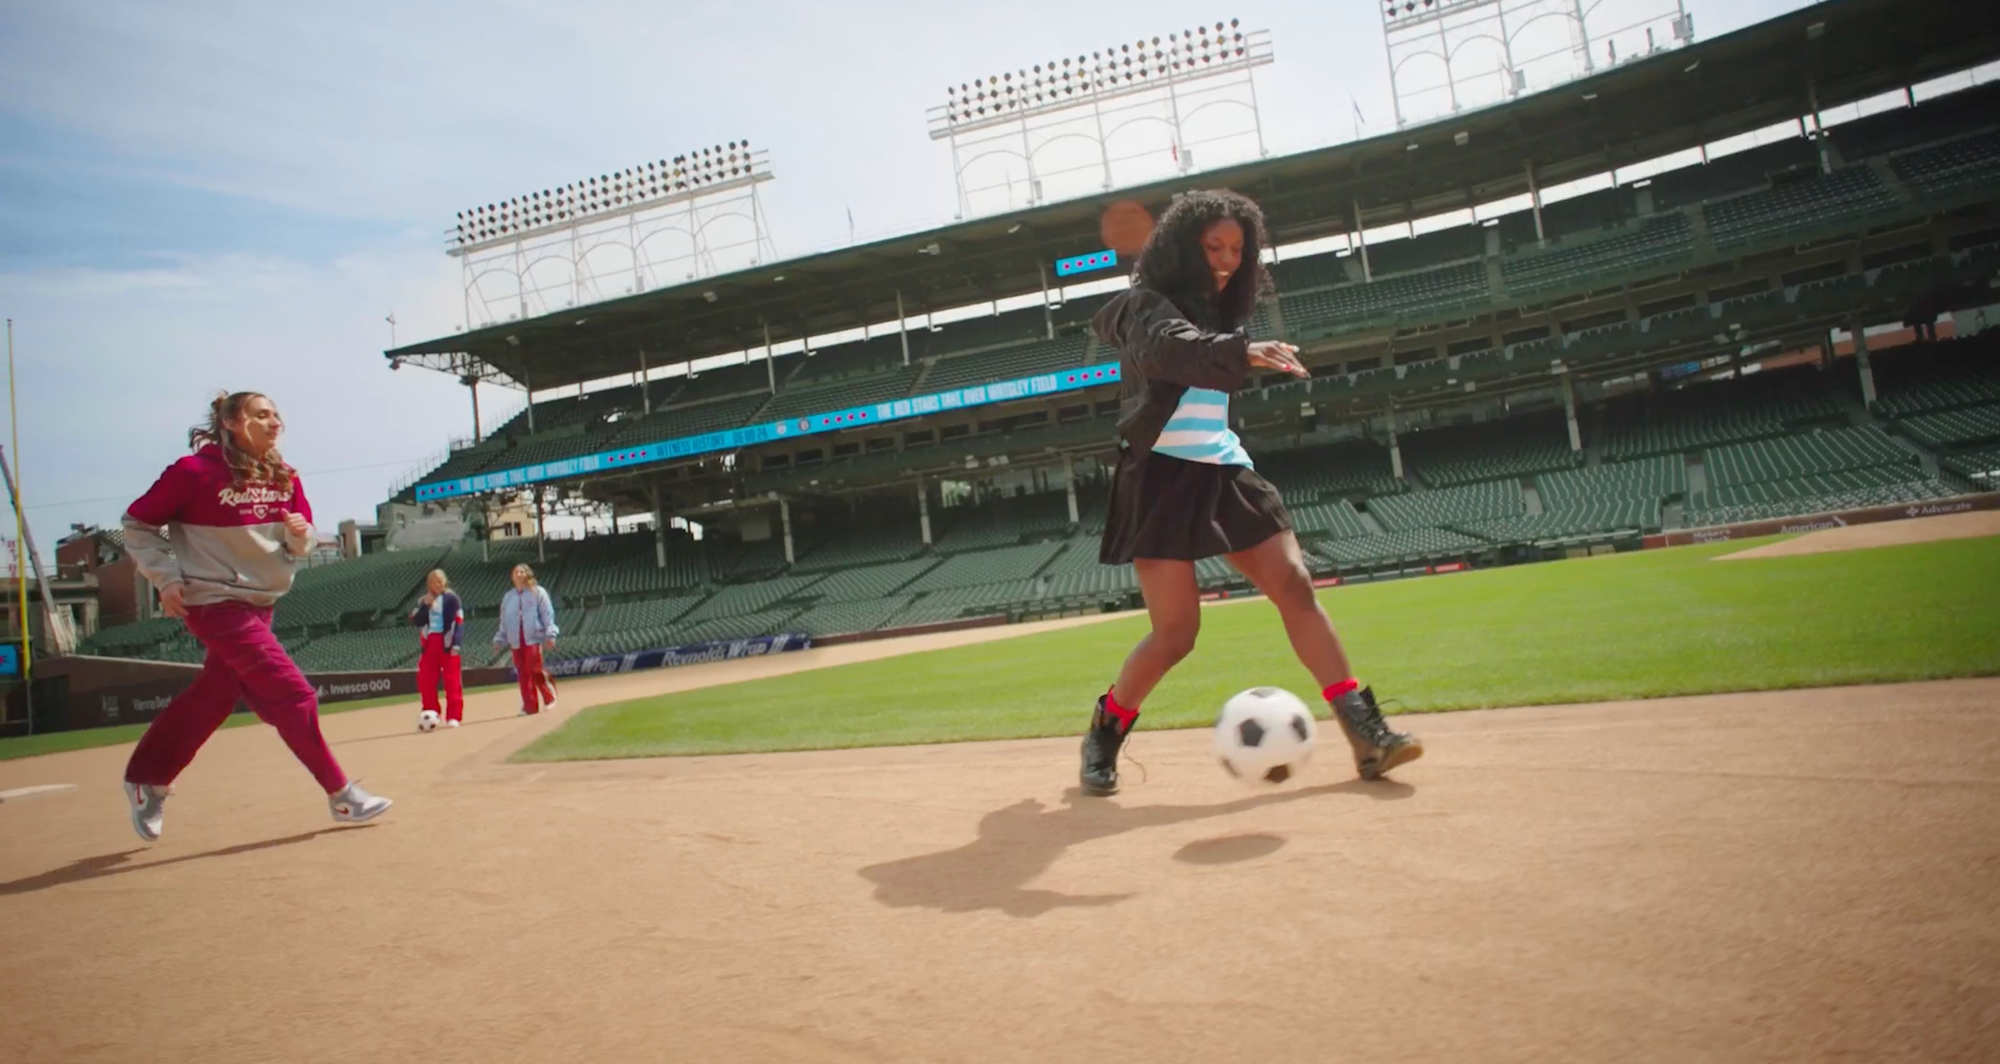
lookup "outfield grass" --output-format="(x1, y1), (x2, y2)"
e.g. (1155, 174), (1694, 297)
(0, 684), (514, 762)
(515, 534), (2000, 762)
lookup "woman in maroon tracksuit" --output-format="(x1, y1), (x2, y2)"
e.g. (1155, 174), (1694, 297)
(119, 391), (393, 842)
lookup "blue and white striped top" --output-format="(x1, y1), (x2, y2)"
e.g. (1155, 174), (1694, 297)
(1150, 387), (1253, 468)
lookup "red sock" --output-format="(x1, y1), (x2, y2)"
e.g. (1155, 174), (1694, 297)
(1323, 678), (1361, 702)
(1102, 687), (1139, 730)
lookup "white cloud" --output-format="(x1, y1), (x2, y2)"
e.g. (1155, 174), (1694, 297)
(0, 239), (469, 549)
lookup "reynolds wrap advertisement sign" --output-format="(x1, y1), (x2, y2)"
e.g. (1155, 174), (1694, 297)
(530, 632), (813, 680)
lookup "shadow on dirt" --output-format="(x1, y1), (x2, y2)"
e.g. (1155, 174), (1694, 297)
(857, 778), (1412, 917)
(0, 826), (373, 897)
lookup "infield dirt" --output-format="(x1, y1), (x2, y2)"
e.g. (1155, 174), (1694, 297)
(2, 647), (1995, 1063)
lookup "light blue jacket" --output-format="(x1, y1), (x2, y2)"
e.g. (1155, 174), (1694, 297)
(494, 585), (559, 649)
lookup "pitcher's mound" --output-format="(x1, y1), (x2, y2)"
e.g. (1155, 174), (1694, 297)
(1716, 507), (2000, 560)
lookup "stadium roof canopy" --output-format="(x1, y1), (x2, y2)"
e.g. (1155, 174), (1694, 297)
(385, 0), (2000, 393)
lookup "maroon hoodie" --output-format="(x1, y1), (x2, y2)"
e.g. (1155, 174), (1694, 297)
(122, 444), (315, 608)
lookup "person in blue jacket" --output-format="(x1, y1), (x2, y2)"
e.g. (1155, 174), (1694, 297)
(494, 563), (560, 715)
(410, 569), (466, 728)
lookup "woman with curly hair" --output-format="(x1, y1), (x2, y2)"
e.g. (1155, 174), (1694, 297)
(118, 391), (393, 841)
(1080, 190), (1423, 796)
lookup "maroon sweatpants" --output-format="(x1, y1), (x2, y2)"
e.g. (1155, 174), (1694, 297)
(512, 644), (557, 713)
(125, 600), (349, 794)
(418, 632), (465, 722)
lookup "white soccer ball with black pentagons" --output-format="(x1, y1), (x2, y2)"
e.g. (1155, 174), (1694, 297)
(1213, 686), (1317, 785)
(417, 710), (440, 733)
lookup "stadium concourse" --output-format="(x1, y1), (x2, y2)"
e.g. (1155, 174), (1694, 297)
(69, 0), (2000, 677)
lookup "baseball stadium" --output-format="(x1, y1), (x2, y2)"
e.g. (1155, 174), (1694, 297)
(4, 0), (2000, 1060)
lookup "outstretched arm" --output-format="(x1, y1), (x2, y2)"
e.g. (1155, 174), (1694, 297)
(1102, 289), (1250, 391)
(1098, 289), (1306, 390)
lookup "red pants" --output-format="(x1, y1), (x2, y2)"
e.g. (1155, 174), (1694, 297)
(126, 601), (348, 794)
(418, 633), (464, 722)
(513, 644), (557, 713)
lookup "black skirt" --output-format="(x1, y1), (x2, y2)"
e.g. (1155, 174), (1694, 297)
(1099, 448), (1294, 564)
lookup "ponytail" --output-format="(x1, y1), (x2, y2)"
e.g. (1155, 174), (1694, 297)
(190, 391), (294, 493)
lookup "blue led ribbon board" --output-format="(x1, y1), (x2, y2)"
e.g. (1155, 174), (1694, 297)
(414, 361), (1124, 501)
(1054, 249), (1118, 277)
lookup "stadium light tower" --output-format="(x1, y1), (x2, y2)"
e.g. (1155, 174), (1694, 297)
(1380, 0), (1693, 129)
(447, 141), (778, 330)
(926, 19), (1276, 218)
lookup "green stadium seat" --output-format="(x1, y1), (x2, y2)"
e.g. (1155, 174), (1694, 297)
(1366, 481), (1525, 532)
(1601, 365), (1843, 459)
(1310, 528), (1487, 567)
(1701, 426), (1916, 488)
(1889, 130), (2000, 198)
(1683, 476), (1960, 528)
(275, 548), (449, 629)
(676, 573), (827, 626)
(1502, 213), (1694, 295)
(762, 368), (921, 421)
(1457, 499), (1662, 543)
(1942, 444), (2000, 488)
(806, 558), (940, 602)
(1537, 456), (1688, 507)
(903, 542), (1064, 594)
(1402, 413), (1578, 487)
(793, 526), (927, 572)
(788, 596), (916, 638)
(1703, 166), (1897, 250)
(1277, 262), (1487, 336)
(561, 530), (704, 597)
(923, 336), (1092, 393)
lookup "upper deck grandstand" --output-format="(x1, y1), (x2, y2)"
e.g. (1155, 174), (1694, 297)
(80, 0), (2000, 668)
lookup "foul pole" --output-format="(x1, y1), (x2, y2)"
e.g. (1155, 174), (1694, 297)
(6, 320), (28, 733)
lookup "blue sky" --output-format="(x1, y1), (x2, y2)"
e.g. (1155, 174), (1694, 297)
(0, 0), (1818, 555)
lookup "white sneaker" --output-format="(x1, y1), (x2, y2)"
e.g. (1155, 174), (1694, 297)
(543, 698), (557, 711)
(123, 781), (168, 842)
(329, 782), (392, 824)
(446, 719), (461, 728)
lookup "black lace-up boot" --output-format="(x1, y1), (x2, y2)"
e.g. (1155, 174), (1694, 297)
(1079, 694), (1137, 796)
(1330, 686), (1423, 780)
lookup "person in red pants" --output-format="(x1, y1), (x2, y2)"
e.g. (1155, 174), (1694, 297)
(494, 563), (560, 715)
(409, 569), (465, 728)
(119, 390), (392, 843)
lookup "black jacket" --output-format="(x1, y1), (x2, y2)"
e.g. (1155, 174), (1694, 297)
(1090, 286), (1252, 455)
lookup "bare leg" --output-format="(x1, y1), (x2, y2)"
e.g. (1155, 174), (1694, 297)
(1228, 530), (1423, 780)
(1082, 558), (1202, 797)
(1110, 558), (1203, 710)
(1224, 531), (1352, 689)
